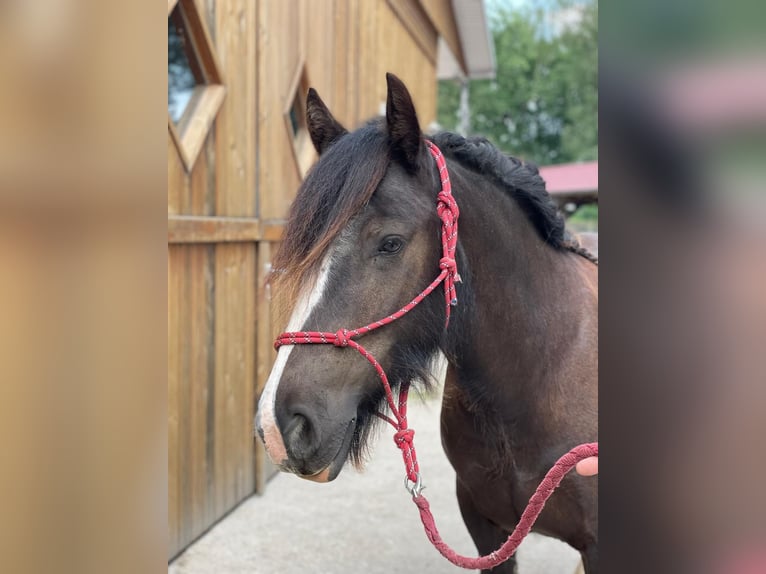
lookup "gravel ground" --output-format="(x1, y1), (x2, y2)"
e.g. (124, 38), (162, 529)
(170, 393), (583, 574)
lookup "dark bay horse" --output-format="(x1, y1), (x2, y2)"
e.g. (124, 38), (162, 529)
(255, 74), (598, 572)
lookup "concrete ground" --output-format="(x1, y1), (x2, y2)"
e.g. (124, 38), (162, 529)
(170, 393), (583, 574)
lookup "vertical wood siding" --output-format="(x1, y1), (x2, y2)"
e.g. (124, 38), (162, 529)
(168, 0), (446, 559)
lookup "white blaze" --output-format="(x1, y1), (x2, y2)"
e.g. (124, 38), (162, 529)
(257, 254), (334, 466)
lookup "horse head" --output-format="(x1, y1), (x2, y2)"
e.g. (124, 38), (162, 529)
(255, 75), (448, 481)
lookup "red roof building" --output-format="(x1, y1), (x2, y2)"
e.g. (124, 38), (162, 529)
(539, 161), (598, 210)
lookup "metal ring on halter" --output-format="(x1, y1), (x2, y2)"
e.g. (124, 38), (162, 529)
(404, 472), (424, 498)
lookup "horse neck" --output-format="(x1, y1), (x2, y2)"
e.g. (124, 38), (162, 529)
(444, 166), (596, 412)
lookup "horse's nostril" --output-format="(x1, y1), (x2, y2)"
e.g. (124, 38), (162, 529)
(284, 412), (308, 439)
(281, 410), (319, 460)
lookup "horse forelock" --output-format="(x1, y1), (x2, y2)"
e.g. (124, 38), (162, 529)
(271, 123), (391, 316)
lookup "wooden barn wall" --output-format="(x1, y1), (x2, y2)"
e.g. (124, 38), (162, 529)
(169, 0), (443, 560)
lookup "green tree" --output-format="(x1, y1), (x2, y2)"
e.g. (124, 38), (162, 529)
(438, 0), (597, 165)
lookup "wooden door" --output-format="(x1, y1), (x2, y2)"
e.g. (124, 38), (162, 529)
(167, 0), (276, 559)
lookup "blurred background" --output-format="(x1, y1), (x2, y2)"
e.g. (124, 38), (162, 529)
(438, 0), (598, 231)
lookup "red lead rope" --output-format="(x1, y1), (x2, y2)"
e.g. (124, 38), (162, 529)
(274, 140), (598, 569)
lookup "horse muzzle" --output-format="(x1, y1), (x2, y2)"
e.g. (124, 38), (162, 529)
(255, 401), (355, 482)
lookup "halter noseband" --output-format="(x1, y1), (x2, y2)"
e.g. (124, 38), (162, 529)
(273, 139), (598, 570)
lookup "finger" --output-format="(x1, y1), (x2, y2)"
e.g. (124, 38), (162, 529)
(575, 456), (598, 476)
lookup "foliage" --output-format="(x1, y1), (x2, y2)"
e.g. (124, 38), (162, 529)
(567, 204), (598, 232)
(438, 0), (598, 166)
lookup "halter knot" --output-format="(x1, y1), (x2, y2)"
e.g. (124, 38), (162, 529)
(394, 428), (415, 449)
(334, 329), (350, 347)
(436, 191), (460, 223)
(439, 257), (457, 272)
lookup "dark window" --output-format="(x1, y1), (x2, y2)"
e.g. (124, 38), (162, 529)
(168, 5), (203, 124)
(288, 101), (301, 138)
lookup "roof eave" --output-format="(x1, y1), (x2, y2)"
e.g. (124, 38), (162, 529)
(437, 0), (496, 81)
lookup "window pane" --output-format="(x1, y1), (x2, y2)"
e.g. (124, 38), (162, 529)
(168, 8), (199, 124)
(288, 103), (300, 137)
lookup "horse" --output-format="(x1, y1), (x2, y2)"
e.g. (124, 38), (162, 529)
(255, 74), (598, 573)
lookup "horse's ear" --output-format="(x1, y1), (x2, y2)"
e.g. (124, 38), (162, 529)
(385, 73), (422, 171)
(306, 88), (348, 155)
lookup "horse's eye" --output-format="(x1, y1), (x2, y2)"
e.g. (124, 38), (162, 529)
(378, 236), (403, 254)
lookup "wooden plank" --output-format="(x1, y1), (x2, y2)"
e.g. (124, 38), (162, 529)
(170, 243), (218, 557)
(168, 247), (181, 558)
(357, 0), (379, 119)
(189, 132), (213, 216)
(174, 244), (216, 548)
(188, 245), (212, 536)
(169, 215), (261, 243)
(212, 244), (229, 517)
(213, 0), (257, 512)
(262, 220), (286, 242)
(203, 243), (216, 527)
(347, 0), (361, 124)
(177, 86), (226, 173)
(167, 216), (285, 243)
(333, 0), (349, 122)
(168, 123), (192, 179)
(216, 0), (256, 216)
(214, 243), (256, 514)
(168, 132), (185, 215)
(376, 1), (438, 125)
(257, 0), (303, 220)
(177, 246), (193, 548)
(182, 0), (224, 84)
(305, 0), (335, 102)
(386, 0), (438, 64)
(203, 127), (217, 214)
(203, 0), (217, 38)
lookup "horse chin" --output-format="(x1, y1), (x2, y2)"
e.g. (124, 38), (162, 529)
(296, 419), (355, 483)
(299, 465), (336, 483)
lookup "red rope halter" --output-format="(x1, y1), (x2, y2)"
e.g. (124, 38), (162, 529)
(274, 140), (598, 569)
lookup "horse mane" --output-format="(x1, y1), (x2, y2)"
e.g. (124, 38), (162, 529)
(430, 132), (598, 264)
